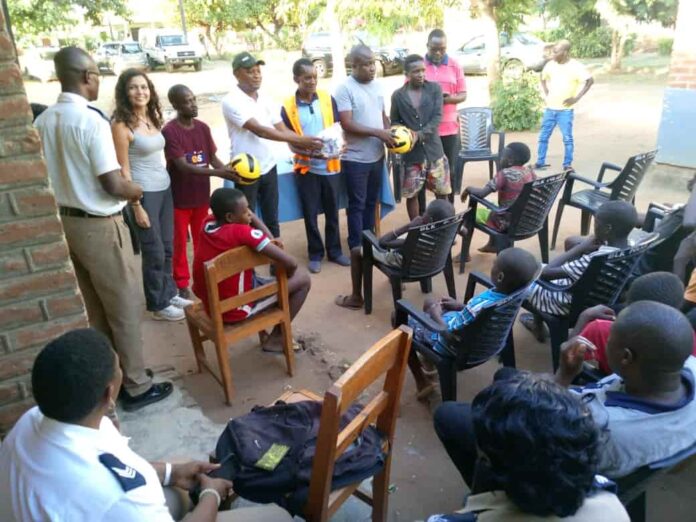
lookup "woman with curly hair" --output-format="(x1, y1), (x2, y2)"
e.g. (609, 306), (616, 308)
(112, 69), (192, 321)
(428, 371), (629, 521)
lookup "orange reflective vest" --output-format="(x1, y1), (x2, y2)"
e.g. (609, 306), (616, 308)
(282, 90), (340, 175)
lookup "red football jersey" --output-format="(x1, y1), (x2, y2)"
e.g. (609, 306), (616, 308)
(192, 215), (270, 322)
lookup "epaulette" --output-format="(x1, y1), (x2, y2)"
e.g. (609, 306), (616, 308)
(99, 453), (146, 492)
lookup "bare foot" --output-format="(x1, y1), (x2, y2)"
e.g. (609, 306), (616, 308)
(335, 294), (363, 310)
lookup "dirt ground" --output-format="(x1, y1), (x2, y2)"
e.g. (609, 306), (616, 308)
(25, 59), (696, 520)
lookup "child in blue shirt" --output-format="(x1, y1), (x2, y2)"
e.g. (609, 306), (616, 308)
(409, 247), (539, 395)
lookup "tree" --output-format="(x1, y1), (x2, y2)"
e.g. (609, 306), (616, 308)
(184, 0), (323, 52)
(469, 0), (536, 87)
(9, 0), (129, 40)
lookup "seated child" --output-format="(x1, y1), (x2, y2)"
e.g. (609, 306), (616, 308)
(334, 199), (455, 310)
(556, 301), (696, 478)
(192, 188), (311, 352)
(461, 142), (536, 253)
(573, 272), (696, 376)
(520, 200), (637, 341)
(409, 247), (539, 395)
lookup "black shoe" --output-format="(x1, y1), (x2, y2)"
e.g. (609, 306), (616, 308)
(121, 382), (174, 412)
(118, 368), (155, 400)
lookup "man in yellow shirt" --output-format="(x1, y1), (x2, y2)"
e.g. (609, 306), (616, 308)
(534, 40), (593, 171)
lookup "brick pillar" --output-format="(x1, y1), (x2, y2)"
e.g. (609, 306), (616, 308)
(0, 8), (87, 436)
(656, 0), (696, 168)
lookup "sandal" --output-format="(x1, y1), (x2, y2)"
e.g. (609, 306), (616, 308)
(334, 294), (363, 310)
(519, 312), (548, 343)
(259, 331), (303, 353)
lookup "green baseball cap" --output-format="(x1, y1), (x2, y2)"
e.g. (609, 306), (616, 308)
(232, 52), (266, 71)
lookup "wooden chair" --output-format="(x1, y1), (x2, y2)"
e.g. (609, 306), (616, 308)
(272, 326), (412, 522)
(184, 246), (295, 404)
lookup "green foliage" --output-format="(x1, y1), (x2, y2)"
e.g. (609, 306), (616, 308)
(491, 72), (543, 132)
(657, 37), (673, 56)
(611, 0), (678, 27)
(537, 26), (613, 58)
(469, 0), (537, 34)
(9, 0), (129, 39)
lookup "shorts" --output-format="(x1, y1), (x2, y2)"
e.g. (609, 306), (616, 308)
(372, 247), (403, 268)
(402, 156), (452, 199)
(240, 273), (278, 318)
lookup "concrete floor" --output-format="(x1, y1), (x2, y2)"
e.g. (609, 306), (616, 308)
(68, 63), (696, 520)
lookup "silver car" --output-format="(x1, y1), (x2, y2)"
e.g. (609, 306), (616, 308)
(95, 42), (149, 75)
(453, 32), (548, 75)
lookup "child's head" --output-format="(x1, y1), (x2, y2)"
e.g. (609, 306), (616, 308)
(501, 142), (531, 169)
(423, 199), (455, 223)
(626, 272), (684, 309)
(606, 301), (693, 382)
(491, 247), (540, 294)
(210, 188), (251, 225)
(167, 84), (197, 119)
(594, 200), (638, 243)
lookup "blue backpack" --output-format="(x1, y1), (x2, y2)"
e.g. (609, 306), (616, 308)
(206, 400), (386, 514)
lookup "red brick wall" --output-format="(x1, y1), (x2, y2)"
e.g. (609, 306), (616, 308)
(668, 0), (696, 90)
(0, 8), (87, 436)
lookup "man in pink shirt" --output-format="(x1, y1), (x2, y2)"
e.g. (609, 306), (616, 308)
(424, 29), (467, 203)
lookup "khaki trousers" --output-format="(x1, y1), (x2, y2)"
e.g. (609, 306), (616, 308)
(61, 214), (152, 395)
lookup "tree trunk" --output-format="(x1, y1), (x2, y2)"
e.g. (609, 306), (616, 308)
(480, 1), (500, 91)
(610, 29), (626, 72)
(205, 26), (223, 59)
(327, 0), (346, 85)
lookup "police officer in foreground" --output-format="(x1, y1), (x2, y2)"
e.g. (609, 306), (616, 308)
(34, 47), (172, 411)
(0, 329), (292, 521)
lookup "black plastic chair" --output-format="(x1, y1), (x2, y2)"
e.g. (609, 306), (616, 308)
(453, 107), (505, 193)
(551, 150), (658, 250)
(523, 241), (655, 371)
(458, 172), (567, 274)
(396, 272), (530, 402)
(362, 212), (465, 315)
(617, 442), (696, 522)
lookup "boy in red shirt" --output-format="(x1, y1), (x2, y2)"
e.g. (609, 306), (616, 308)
(192, 188), (311, 352)
(162, 84), (238, 299)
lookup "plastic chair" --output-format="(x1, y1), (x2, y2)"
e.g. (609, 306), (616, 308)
(551, 150), (657, 250)
(362, 213), (465, 315)
(184, 246), (294, 404)
(453, 107), (505, 192)
(270, 326), (413, 522)
(396, 272), (530, 402)
(458, 172), (567, 273)
(617, 442), (696, 522)
(523, 241), (654, 371)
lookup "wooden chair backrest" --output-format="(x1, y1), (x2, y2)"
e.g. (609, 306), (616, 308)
(203, 246), (288, 332)
(305, 326), (413, 520)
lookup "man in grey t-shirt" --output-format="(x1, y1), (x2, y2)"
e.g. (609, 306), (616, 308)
(335, 45), (396, 248)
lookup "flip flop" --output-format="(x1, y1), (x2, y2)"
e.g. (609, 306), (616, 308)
(259, 331), (303, 353)
(334, 295), (363, 310)
(519, 312), (548, 343)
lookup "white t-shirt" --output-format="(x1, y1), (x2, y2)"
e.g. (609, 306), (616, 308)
(35, 92), (125, 216)
(0, 407), (173, 522)
(221, 84), (282, 175)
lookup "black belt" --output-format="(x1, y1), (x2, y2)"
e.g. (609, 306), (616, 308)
(59, 206), (121, 218)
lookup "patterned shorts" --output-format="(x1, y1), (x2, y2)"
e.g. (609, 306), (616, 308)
(402, 156), (452, 199)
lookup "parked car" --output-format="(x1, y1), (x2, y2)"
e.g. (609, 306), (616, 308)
(301, 32), (408, 78)
(139, 28), (203, 72)
(20, 47), (58, 83)
(453, 32), (548, 75)
(95, 41), (149, 75)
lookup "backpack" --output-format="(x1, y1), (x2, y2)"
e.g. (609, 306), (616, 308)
(205, 400), (387, 514)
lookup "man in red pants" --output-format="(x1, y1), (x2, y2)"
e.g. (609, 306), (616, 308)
(162, 84), (238, 298)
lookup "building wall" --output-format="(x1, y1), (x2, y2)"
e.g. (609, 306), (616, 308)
(656, 0), (696, 168)
(0, 7), (87, 436)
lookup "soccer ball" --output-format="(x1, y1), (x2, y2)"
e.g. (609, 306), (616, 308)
(387, 125), (413, 154)
(228, 153), (261, 186)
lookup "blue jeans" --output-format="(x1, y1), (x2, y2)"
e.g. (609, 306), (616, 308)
(342, 158), (384, 249)
(536, 108), (574, 168)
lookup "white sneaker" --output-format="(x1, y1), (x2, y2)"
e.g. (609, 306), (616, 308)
(152, 305), (185, 321)
(170, 294), (194, 308)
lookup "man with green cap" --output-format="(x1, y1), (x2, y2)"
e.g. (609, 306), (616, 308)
(222, 51), (322, 239)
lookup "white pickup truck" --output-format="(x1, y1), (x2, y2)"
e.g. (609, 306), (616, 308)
(139, 29), (203, 72)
